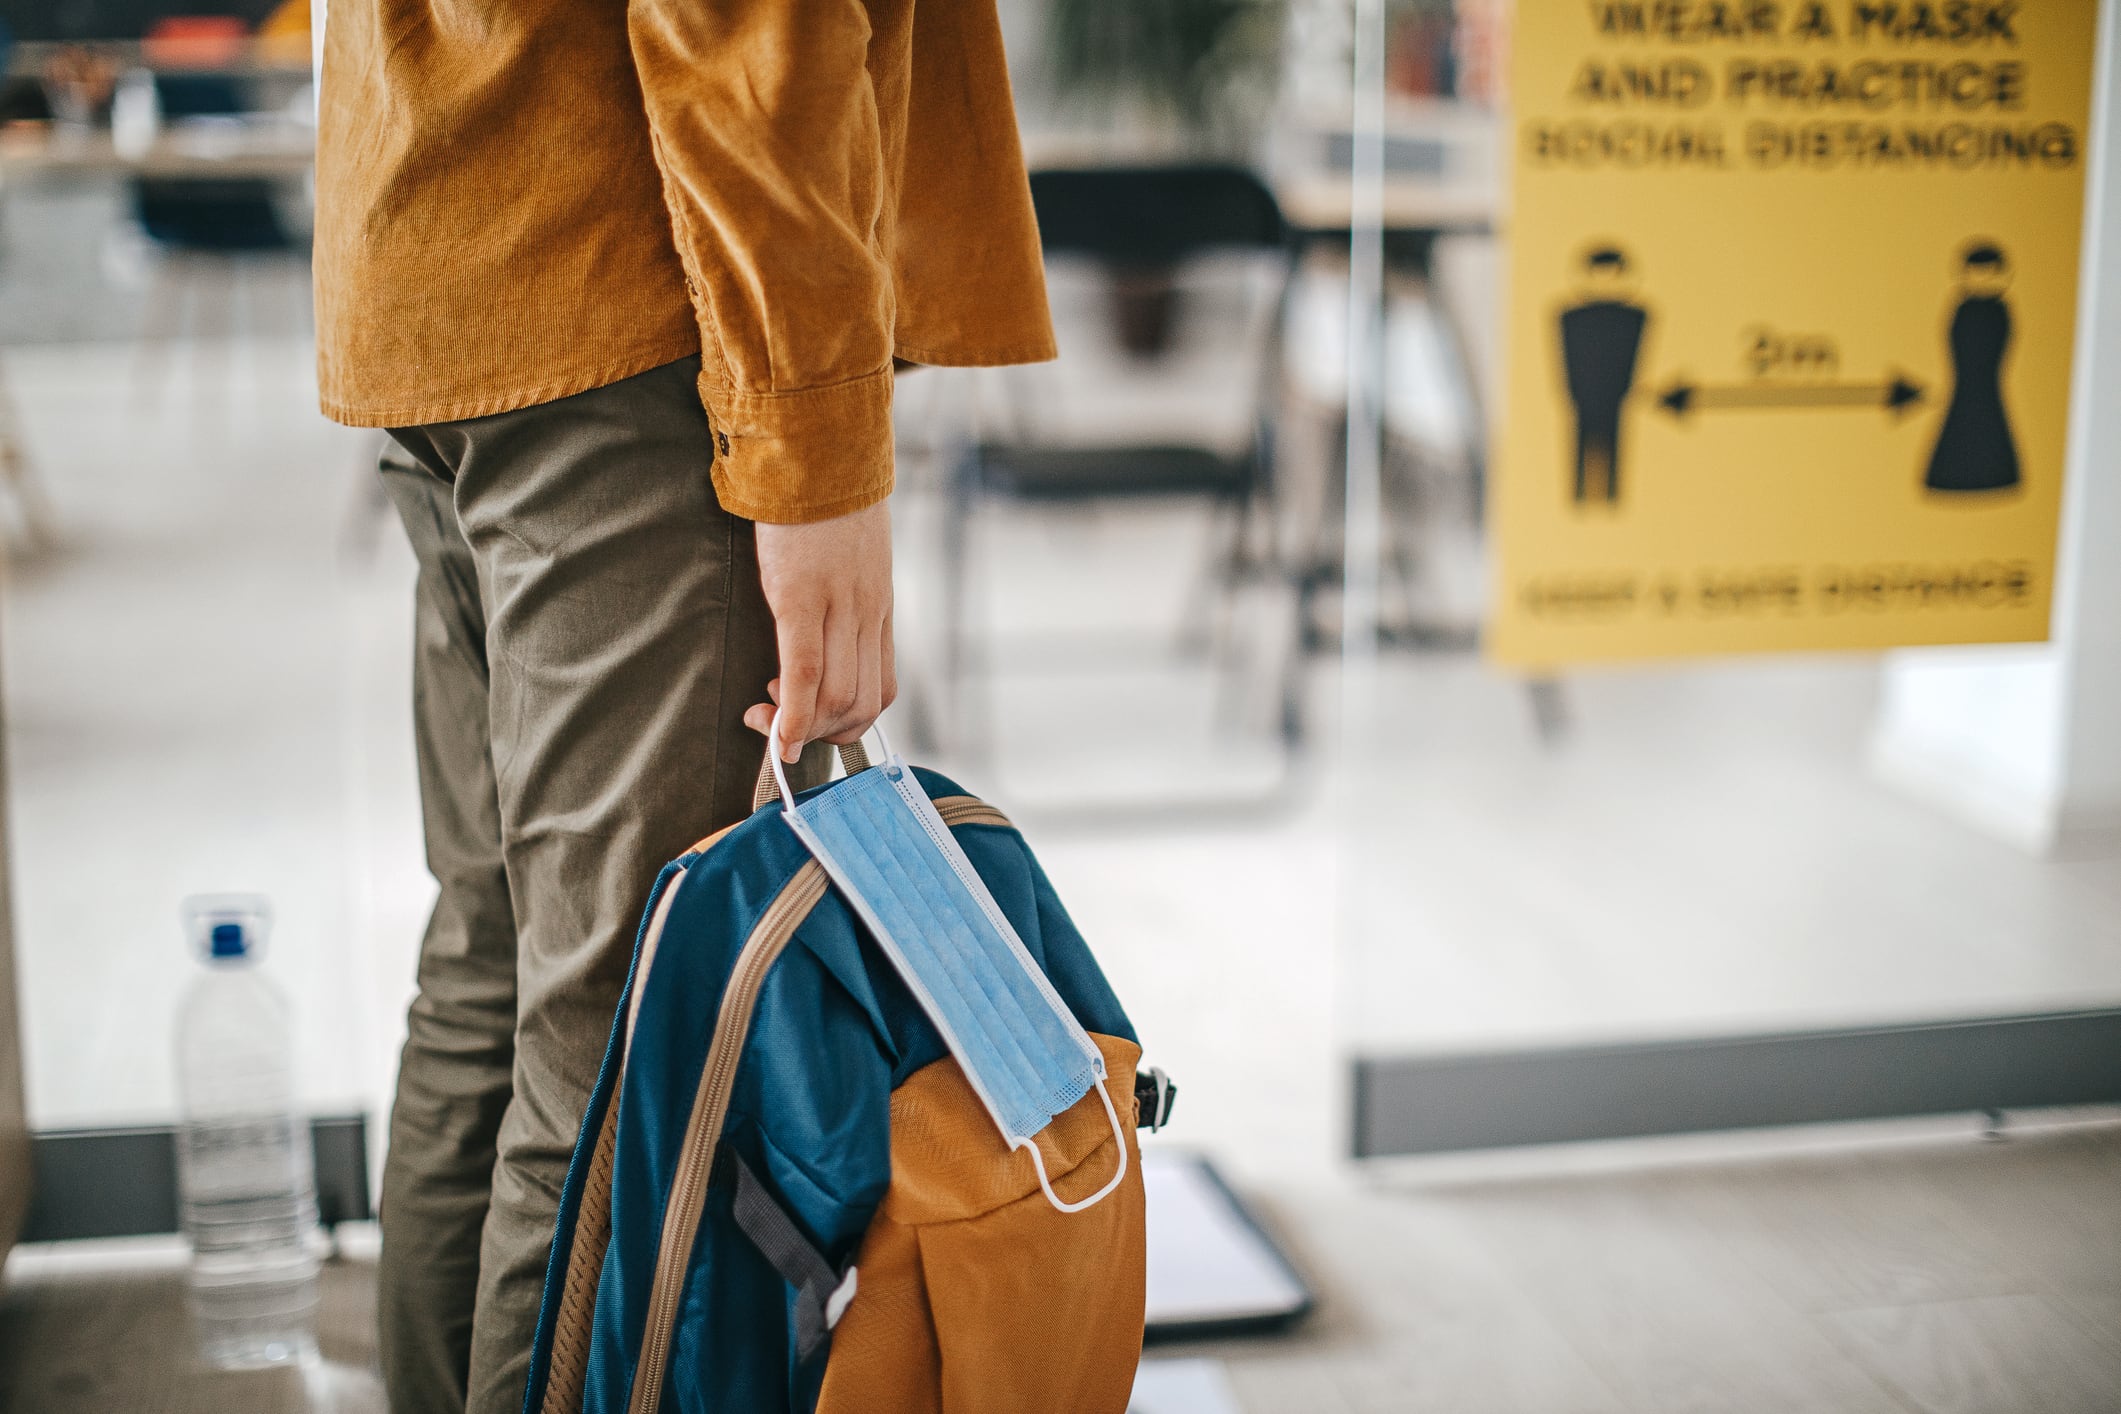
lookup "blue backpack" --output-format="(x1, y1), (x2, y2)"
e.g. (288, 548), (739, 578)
(521, 748), (1172, 1414)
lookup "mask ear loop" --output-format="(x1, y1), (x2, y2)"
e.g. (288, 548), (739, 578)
(767, 708), (801, 823)
(1013, 1073), (1129, 1215)
(768, 709), (894, 825)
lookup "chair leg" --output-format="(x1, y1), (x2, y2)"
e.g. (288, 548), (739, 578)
(1208, 489), (1268, 732)
(1246, 469), (1307, 749)
(1298, 408), (1350, 656)
(1384, 458), (1431, 644)
(1220, 483), (1305, 750)
(1217, 489), (1263, 657)
(1174, 514), (1219, 658)
(1177, 489), (1250, 660)
(1420, 256), (1490, 493)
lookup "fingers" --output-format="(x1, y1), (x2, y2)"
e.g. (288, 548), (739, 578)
(880, 608), (897, 713)
(825, 612), (884, 745)
(773, 611), (823, 763)
(811, 606), (862, 745)
(749, 603), (893, 752)
(751, 501), (895, 759)
(741, 679), (781, 741)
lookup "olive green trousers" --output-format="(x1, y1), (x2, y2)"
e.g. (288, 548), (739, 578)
(375, 358), (829, 1414)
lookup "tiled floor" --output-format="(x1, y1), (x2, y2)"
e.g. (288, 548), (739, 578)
(4, 1117), (2117, 1412)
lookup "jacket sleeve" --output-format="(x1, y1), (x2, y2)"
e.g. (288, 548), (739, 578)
(628, 0), (895, 524)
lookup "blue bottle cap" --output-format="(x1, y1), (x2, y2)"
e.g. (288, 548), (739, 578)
(209, 922), (248, 959)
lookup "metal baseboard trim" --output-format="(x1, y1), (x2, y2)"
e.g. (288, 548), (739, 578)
(21, 1113), (371, 1242)
(1352, 1008), (2121, 1158)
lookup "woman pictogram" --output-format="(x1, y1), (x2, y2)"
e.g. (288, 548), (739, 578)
(1924, 243), (2021, 495)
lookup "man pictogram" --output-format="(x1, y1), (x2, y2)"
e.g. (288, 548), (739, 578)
(1559, 246), (1649, 505)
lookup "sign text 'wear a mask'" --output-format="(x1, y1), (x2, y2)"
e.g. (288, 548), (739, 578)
(1489, 0), (2096, 667)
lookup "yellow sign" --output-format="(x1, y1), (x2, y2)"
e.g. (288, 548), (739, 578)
(1488, 0), (2098, 667)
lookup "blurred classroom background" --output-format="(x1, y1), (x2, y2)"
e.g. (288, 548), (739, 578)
(0, 0), (2117, 1410)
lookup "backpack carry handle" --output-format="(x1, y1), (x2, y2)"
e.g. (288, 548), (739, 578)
(752, 733), (874, 812)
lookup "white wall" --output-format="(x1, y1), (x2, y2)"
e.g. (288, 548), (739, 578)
(1873, 0), (2121, 855)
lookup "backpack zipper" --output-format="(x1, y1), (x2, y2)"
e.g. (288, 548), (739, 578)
(627, 860), (827, 1414)
(623, 795), (1009, 1414)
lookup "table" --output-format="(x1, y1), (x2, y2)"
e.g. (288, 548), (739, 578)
(0, 123), (314, 182)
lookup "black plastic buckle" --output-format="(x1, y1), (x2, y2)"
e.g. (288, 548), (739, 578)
(1133, 1067), (1176, 1132)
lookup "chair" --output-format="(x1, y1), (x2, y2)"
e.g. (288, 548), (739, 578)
(133, 75), (296, 250)
(131, 74), (308, 386)
(940, 164), (1302, 780)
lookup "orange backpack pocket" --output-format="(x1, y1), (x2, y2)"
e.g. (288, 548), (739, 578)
(814, 1032), (1146, 1414)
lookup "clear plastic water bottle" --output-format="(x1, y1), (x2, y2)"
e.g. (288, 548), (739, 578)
(175, 895), (320, 1369)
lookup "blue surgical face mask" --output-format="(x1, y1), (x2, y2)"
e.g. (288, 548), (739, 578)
(768, 717), (1126, 1214)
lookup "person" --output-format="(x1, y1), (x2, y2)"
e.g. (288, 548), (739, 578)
(1558, 246), (1648, 506)
(310, 6), (1055, 1411)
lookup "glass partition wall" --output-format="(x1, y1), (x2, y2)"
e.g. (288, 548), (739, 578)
(1336, 0), (2121, 1163)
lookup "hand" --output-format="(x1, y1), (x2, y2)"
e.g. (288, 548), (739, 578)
(744, 499), (896, 761)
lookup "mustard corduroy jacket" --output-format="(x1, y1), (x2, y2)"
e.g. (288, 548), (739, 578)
(313, 0), (1056, 523)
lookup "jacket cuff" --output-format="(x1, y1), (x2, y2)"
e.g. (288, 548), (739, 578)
(701, 367), (895, 524)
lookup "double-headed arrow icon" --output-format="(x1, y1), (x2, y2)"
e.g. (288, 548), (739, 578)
(1658, 374), (1926, 418)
